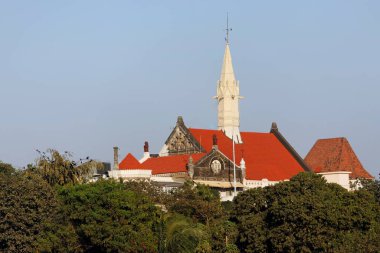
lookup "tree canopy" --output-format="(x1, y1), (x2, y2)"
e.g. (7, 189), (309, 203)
(0, 167), (58, 253)
(167, 181), (224, 226)
(166, 181), (238, 252)
(1, 155), (379, 253)
(0, 161), (15, 176)
(232, 172), (380, 253)
(30, 149), (103, 186)
(56, 179), (162, 253)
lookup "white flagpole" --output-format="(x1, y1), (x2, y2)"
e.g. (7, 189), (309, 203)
(232, 130), (236, 196)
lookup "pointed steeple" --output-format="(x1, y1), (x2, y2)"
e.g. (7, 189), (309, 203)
(214, 18), (242, 143)
(219, 44), (236, 84)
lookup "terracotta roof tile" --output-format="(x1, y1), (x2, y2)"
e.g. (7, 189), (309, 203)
(304, 137), (373, 179)
(119, 153), (142, 170)
(119, 128), (307, 180)
(189, 128), (305, 181)
(140, 153), (205, 175)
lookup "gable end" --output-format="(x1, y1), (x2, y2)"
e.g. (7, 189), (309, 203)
(164, 116), (206, 155)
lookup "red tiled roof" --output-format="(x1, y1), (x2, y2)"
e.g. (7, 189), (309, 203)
(119, 128), (306, 180)
(304, 137), (373, 179)
(140, 153), (205, 175)
(119, 153), (142, 170)
(189, 128), (305, 181)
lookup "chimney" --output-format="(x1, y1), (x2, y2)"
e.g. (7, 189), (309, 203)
(139, 141), (150, 163)
(270, 122), (278, 132)
(212, 134), (218, 150)
(113, 147), (119, 170)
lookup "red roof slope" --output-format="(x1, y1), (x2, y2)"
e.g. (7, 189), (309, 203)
(305, 137), (373, 179)
(119, 153), (142, 170)
(118, 128), (306, 180)
(140, 153), (205, 175)
(189, 128), (305, 181)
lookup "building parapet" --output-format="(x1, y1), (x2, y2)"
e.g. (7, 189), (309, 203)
(108, 169), (152, 179)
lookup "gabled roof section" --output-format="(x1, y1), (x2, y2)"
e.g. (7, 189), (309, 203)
(194, 148), (240, 170)
(240, 131), (306, 181)
(140, 153), (205, 175)
(118, 123), (309, 180)
(164, 116), (205, 153)
(119, 153), (142, 170)
(305, 137), (373, 179)
(189, 125), (307, 181)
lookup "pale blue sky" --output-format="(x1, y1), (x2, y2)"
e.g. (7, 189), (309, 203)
(0, 1), (379, 177)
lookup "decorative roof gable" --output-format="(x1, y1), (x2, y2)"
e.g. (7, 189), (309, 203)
(193, 148), (243, 183)
(164, 116), (205, 155)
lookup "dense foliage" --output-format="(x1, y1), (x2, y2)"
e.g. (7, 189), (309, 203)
(357, 176), (380, 205)
(0, 162), (15, 176)
(0, 157), (379, 253)
(31, 149), (103, 186)
(57, 180), (161, 252)
(0, 163), (58, 252)
(167, 182), (224, 225)
(232, 173), (380, 253)
(166, 182), (238, 252)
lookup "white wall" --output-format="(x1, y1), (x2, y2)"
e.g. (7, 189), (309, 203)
(244, 178), (280, 189)
(318, 172), (351, 190)
(108, 169), (152, 179)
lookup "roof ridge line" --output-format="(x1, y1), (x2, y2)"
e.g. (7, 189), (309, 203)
(270, 126), (312, 172)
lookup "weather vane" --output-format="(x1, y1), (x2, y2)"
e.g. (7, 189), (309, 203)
(225, 13), (232, 44)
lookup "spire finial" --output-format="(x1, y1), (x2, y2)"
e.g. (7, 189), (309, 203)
(225, 13), (232, 44)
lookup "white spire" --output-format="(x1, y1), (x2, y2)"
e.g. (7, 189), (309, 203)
(214, 32), (242, 143)
(219, 44), (236, 84)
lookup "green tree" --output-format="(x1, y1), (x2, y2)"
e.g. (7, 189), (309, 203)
(0, 161), (15, 175)
(57, 179), (162, 252)
(35, 220), (80, 253)
(164, 214), (211, 253)
(232, 172), (380, 253)
(31, 149), (102, 186)
(209, 219), (239, 253)
(167, 182), (238, 252)
(168, 181), (224, 226)
(123, 179), (171, 205)
(335, 190), (380, 252)
(355, 174), (380, 205)
(0, 168), (59, 253)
